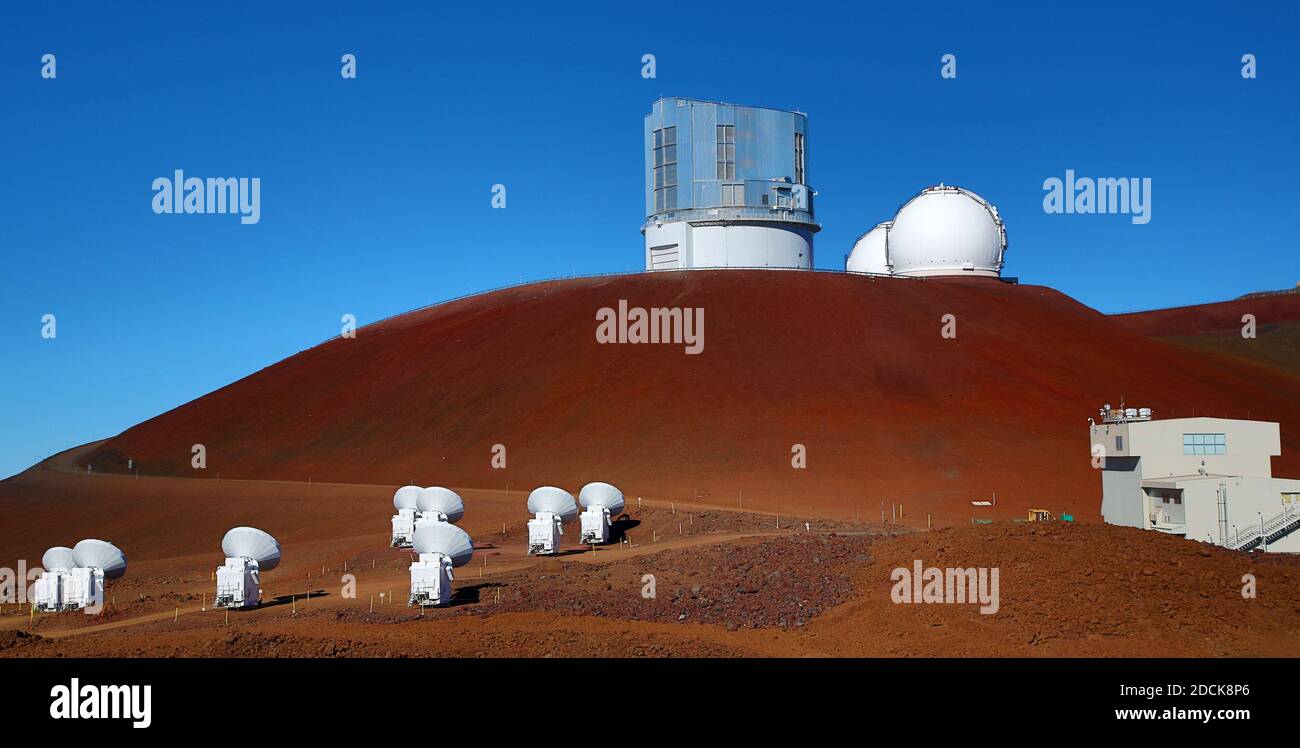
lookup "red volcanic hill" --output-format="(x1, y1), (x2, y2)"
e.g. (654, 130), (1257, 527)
(1113, 292), (1300, 377)
(68, 271), (1300, 523)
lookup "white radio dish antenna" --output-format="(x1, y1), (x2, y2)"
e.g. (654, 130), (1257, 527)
(412, 523), (474, 567)
(393, 485), (421, 510)
(71, 539), (128, 579)
(527, 486), (578, 523)
(221, 527), (281, 571)
(579, 482), (626, 515)
(416, 487), (465, 524)
(42, 546), (76, 572)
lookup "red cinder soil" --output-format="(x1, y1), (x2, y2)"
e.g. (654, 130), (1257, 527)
(5, 521), (1299, 658)
(34, 270), (1300, 529)
(1111, 293), (1300, 336)
(1113, 293), (1300, 379)
(805, 520), (1300, 657)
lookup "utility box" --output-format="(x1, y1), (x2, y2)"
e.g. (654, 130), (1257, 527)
(215, 557), (262, 609)
(580, 506), (611, 545)
(391, 507), (416, 548)
(33, 571), (65, 612)
(409, 553), (453, 607)
(528, 511), (564, 555)
(62, 567), (102, 611)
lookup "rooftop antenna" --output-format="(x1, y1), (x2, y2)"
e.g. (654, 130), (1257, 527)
(578, 482), (626, 545)
(33, 546), (76, 612)
(409, 523), (474, 607)
(67, 539), (128, 611)
(390, 485), (422, 548)
(526, 486), (578, 555)
(215, 527), (281, 609)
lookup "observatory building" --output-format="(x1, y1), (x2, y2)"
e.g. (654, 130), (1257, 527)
(642, 97), (818, 271)
(1090, 407), (1300, 553)
(846, 185), (1007, 278)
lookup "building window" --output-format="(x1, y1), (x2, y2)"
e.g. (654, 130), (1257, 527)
(653, 126), (677, 212)
(794, 132), (805, 184)
(716, 124), (735, 180)
(1183, 433), (1226, 455)
(721, 183), (744, 207)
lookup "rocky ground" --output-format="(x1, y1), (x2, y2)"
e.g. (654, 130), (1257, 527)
(5, 518), (1300, 658)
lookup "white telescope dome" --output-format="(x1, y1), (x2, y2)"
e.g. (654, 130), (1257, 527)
(527, 486), (578, 523)
(416, 487), (464, 523)
(886, 185), (1006, 277)
(221, 527), (281, 570)
(845, 222), (892, 274)
(71, 539), (128, 579)
(579, 482), (625, 515)
(393, 485), (421, 510)
(42, 546), (76, 572)
(412, 523), (475, 567)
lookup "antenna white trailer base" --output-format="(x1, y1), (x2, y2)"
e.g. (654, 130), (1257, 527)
(215, 557), (263, 609)
(579, 507), (612, 545)
(528, 512), (564, 555)
(408, 553), (454, 607)
(60, 539), (127, 611)
(409, 523), (473, 606)
(33, 571), (66, 612)
(216, 527), (279, 609)
(578, 482), (624, 544)
(391, 507), (416, 548)
(62, 567), (103, 611)
(35, 546), (77, 612)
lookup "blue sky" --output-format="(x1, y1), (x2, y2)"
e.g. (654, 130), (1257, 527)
(2, 1), (1297, 478)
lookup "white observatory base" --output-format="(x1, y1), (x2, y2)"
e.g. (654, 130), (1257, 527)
(409, 553), (454, 607)
(528, 512), (564, 555)
(391, 508), (416, 548)
(62, 568), (103, 611)
(579, 507), (612, 545)
(644, 221), (814, 270)
(33, 571), (66, 612)
(215, 558), (263, 609)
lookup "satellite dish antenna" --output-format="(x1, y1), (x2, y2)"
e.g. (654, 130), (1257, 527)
(527, 486), (578, 522)
(62, 539), (127, 611)
(42, 546), (76, 572)
(34, 546), (77, 612)
(526, 487), (577, 555)
(215, 527), (280, 609)
(579, 482), (626, 514)
(393, 485), (421, 510)
(221, 527), (281, 570)
(72, 539), (128, 579)
(416, 486), (465, 524)
(409, 523), (474, 607)
(390, 485), (422, 548)
(578, 482), (625, 545)
(412, 523), (474, 567)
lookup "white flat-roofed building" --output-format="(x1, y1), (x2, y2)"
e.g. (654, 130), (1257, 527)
(1089, 411), (1300, 552)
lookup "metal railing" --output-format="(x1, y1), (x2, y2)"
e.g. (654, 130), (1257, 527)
(1226, 504), (1300, 551)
